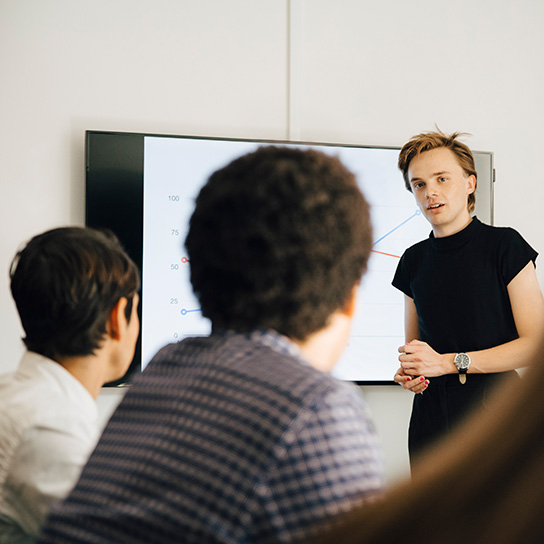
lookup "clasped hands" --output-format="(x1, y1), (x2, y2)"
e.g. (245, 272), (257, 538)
(394, 340), (451, 394)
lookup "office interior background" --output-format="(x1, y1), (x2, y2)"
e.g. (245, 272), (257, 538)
(1, 0), (543, 483)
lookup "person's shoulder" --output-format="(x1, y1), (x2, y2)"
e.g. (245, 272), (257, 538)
(142, 332), (359, 408)
(311, 377), (371, 423)
(2, 358), (95, 426)
(476, 220), (526, 243)
(0, 382), (94, 456)
(0, 369), (17, 392)
(400, 237), (431, 261)
(227, 331), (352, 401)
(0, 371), (58, 420)
(477, 220), (511, 234)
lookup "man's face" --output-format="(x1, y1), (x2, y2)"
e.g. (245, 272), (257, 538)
(407, 147), (476, 238)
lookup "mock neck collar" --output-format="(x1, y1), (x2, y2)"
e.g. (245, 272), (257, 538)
(429, 216), (481, 251)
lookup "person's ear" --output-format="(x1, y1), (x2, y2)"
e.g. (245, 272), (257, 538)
(466, 174), (476, 195)
(343, 284), (359, 318)
(107, 298), (128, 341)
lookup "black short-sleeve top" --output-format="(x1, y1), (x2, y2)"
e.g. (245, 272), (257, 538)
(392, 217), (538, 356)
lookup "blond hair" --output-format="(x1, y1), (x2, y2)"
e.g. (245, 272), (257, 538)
(398, 129), (477, 214)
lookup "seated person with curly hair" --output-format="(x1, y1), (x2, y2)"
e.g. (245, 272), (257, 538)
(38, 146), (383, 544)
(0, 227), (140, 544)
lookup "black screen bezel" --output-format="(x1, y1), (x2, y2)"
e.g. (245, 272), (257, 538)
(86, 130), (418, 386)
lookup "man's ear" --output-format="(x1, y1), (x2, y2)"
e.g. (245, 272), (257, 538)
(108, 298), (128, 340)
(342, 284), (359, 319)
(466, 174), (476, 195)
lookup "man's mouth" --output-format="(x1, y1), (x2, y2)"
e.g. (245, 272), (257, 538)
(428, 203), (444, 210)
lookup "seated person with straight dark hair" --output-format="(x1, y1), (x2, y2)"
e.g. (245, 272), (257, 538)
(38, 146), (384, 544)
(0, 227), (140, 544)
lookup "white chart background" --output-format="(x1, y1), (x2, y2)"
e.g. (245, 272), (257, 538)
(142, 136), (430, 381)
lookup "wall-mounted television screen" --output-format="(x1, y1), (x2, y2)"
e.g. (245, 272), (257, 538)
(86, 131), (494, 385)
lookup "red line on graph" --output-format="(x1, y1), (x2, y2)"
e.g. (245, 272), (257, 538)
(181, 257), (190, 263)
(372, 249), (400, 259)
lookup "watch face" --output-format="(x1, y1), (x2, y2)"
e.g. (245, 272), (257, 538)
(455, 353), (470, 370)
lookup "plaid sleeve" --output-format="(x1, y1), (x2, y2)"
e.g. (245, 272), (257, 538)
(250, 384), (384, 543)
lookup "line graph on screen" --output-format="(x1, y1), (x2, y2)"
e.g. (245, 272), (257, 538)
(141, 137), (430, 382)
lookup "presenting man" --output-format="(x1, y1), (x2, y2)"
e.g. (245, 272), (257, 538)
(393, 130), (544, 463)
(39, 146), (384, 544)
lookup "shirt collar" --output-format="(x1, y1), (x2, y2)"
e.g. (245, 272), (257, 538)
(16, 351), (97, 418)
(211, 328), (306, 363)
(429, 215), (481, 252)
(248, 329), (303, 359)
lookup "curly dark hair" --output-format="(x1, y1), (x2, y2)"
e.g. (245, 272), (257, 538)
(185, 146), (372, 341)
(10, 226), (140, 360)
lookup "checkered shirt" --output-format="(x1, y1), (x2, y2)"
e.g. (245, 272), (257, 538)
(38, 330), (383, 544)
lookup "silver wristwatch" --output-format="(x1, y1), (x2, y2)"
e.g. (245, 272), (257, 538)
(454, 352), (471, 384)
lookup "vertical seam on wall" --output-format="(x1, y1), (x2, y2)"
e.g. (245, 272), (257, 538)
(288, 0), (302, 141)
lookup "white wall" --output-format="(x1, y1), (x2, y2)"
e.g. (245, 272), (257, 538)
(2, 0), (543, 485)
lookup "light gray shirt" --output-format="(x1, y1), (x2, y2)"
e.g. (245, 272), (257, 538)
(0, 351), (98, 543)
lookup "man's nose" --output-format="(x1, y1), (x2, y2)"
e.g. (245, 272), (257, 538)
(425, 183), (438, 197)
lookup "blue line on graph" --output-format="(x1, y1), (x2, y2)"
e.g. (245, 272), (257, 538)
(373, 210), (421, 246)
(180, 308), (201, 316)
